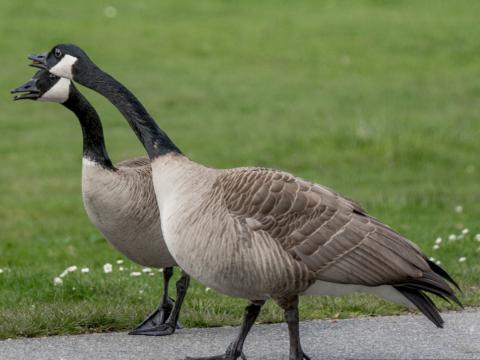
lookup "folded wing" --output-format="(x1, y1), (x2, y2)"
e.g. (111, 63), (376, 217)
(217, 167), (461, 327)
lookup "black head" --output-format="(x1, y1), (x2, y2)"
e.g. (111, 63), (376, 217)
(28, 44), (93, 80)
(11, 70), (72, 102)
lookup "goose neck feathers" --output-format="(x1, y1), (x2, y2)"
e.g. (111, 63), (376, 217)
(62, 87), (113, 169)
(75, 65), (181, 159)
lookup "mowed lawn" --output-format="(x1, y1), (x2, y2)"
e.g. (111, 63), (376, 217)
(1, 0), (479, 339)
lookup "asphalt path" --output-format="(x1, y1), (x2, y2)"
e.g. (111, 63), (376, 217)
(1, 311), (479, 360)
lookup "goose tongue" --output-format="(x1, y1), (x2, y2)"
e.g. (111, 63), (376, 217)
(11, 79), (40, 100)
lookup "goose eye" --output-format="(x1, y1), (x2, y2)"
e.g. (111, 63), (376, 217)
(54, 48), (62, 58)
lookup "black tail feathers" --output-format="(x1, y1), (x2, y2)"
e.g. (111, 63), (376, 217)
(395, 286), (444, 328)
(394, 260), (463, 328)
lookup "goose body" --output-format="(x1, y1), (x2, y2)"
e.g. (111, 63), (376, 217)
(30, 44), (462, 360)
(82, 156), (175, 268)
(152, 156), (446, 310)
(151, 157), (306, 301)
(12, 70), (188, 337)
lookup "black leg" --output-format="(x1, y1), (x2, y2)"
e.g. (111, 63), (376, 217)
(129, 267), (176, 335)
(137, 271), (191, 336)
(185, 300), (265, 360)
(278, 296), (310, 360)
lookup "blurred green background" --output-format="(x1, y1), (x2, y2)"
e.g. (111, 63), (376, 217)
(0, 0), (479, 338)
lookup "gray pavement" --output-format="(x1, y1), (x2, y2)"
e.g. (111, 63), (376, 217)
(1, 311), (479, 360)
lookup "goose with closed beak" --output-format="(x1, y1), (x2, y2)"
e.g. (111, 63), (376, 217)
(11, 69), (190, 337)
(29, 44), (462, 360)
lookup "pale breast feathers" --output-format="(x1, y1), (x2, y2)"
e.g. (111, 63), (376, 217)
(215, 168), (429, 286)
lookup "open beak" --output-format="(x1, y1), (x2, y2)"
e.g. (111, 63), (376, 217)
(11, 79), (40, 101)
(28, 52), (48, 69)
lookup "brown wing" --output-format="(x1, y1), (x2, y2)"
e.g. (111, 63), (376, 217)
(217, 167), (440, 286)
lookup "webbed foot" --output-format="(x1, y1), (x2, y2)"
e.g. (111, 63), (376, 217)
(129, 298), (181, 335)
(290, 352), (311, 360)
(185, 352), (247, 360)
(130, 322), (176, 336)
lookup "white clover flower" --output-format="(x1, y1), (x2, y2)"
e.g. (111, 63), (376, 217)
(119, 266), (124, 271)
(158, 268), (164, 273)
(429, 257), (435, 261)
(139, 290), (144, 294)
(116, 260), (124, 265)
(205, 287), (211, 292)
(435, 260), (442, 265)
(67, 266), (78, 273)
(149, 272), (155, 276)
(455, 205), (463, 213)
(53, 277), (63, 285)
(142, 267), (152, 273)
(462, 228), (469, 235)
(59, 270), (69, 278)
(475, 234), (480, 242)
(0, 269), (3, 274)
(448, 234), (457, 241)
(459, 257), (467, 263)
(81, 268), (90, 273)
(104, 6), (117, 18)
(103, 263), (113, 273)
(435, 237), (442, 245)
(130, 272), (142, 277)
(433, 244), (440, 250)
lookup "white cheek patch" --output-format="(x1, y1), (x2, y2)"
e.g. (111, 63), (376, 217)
(39, 77), (71, 103)
(50, 54), (78, 79)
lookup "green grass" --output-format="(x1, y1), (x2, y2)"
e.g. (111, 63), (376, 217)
(1, 0), (480, 339)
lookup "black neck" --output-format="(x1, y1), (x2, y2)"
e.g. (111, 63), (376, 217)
(74, 64), (181, 159)
(62, 88), (114, 169)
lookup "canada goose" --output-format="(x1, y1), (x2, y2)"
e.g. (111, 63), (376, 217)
(29, 44), (462, 360)
(11, 69), (190, 337)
